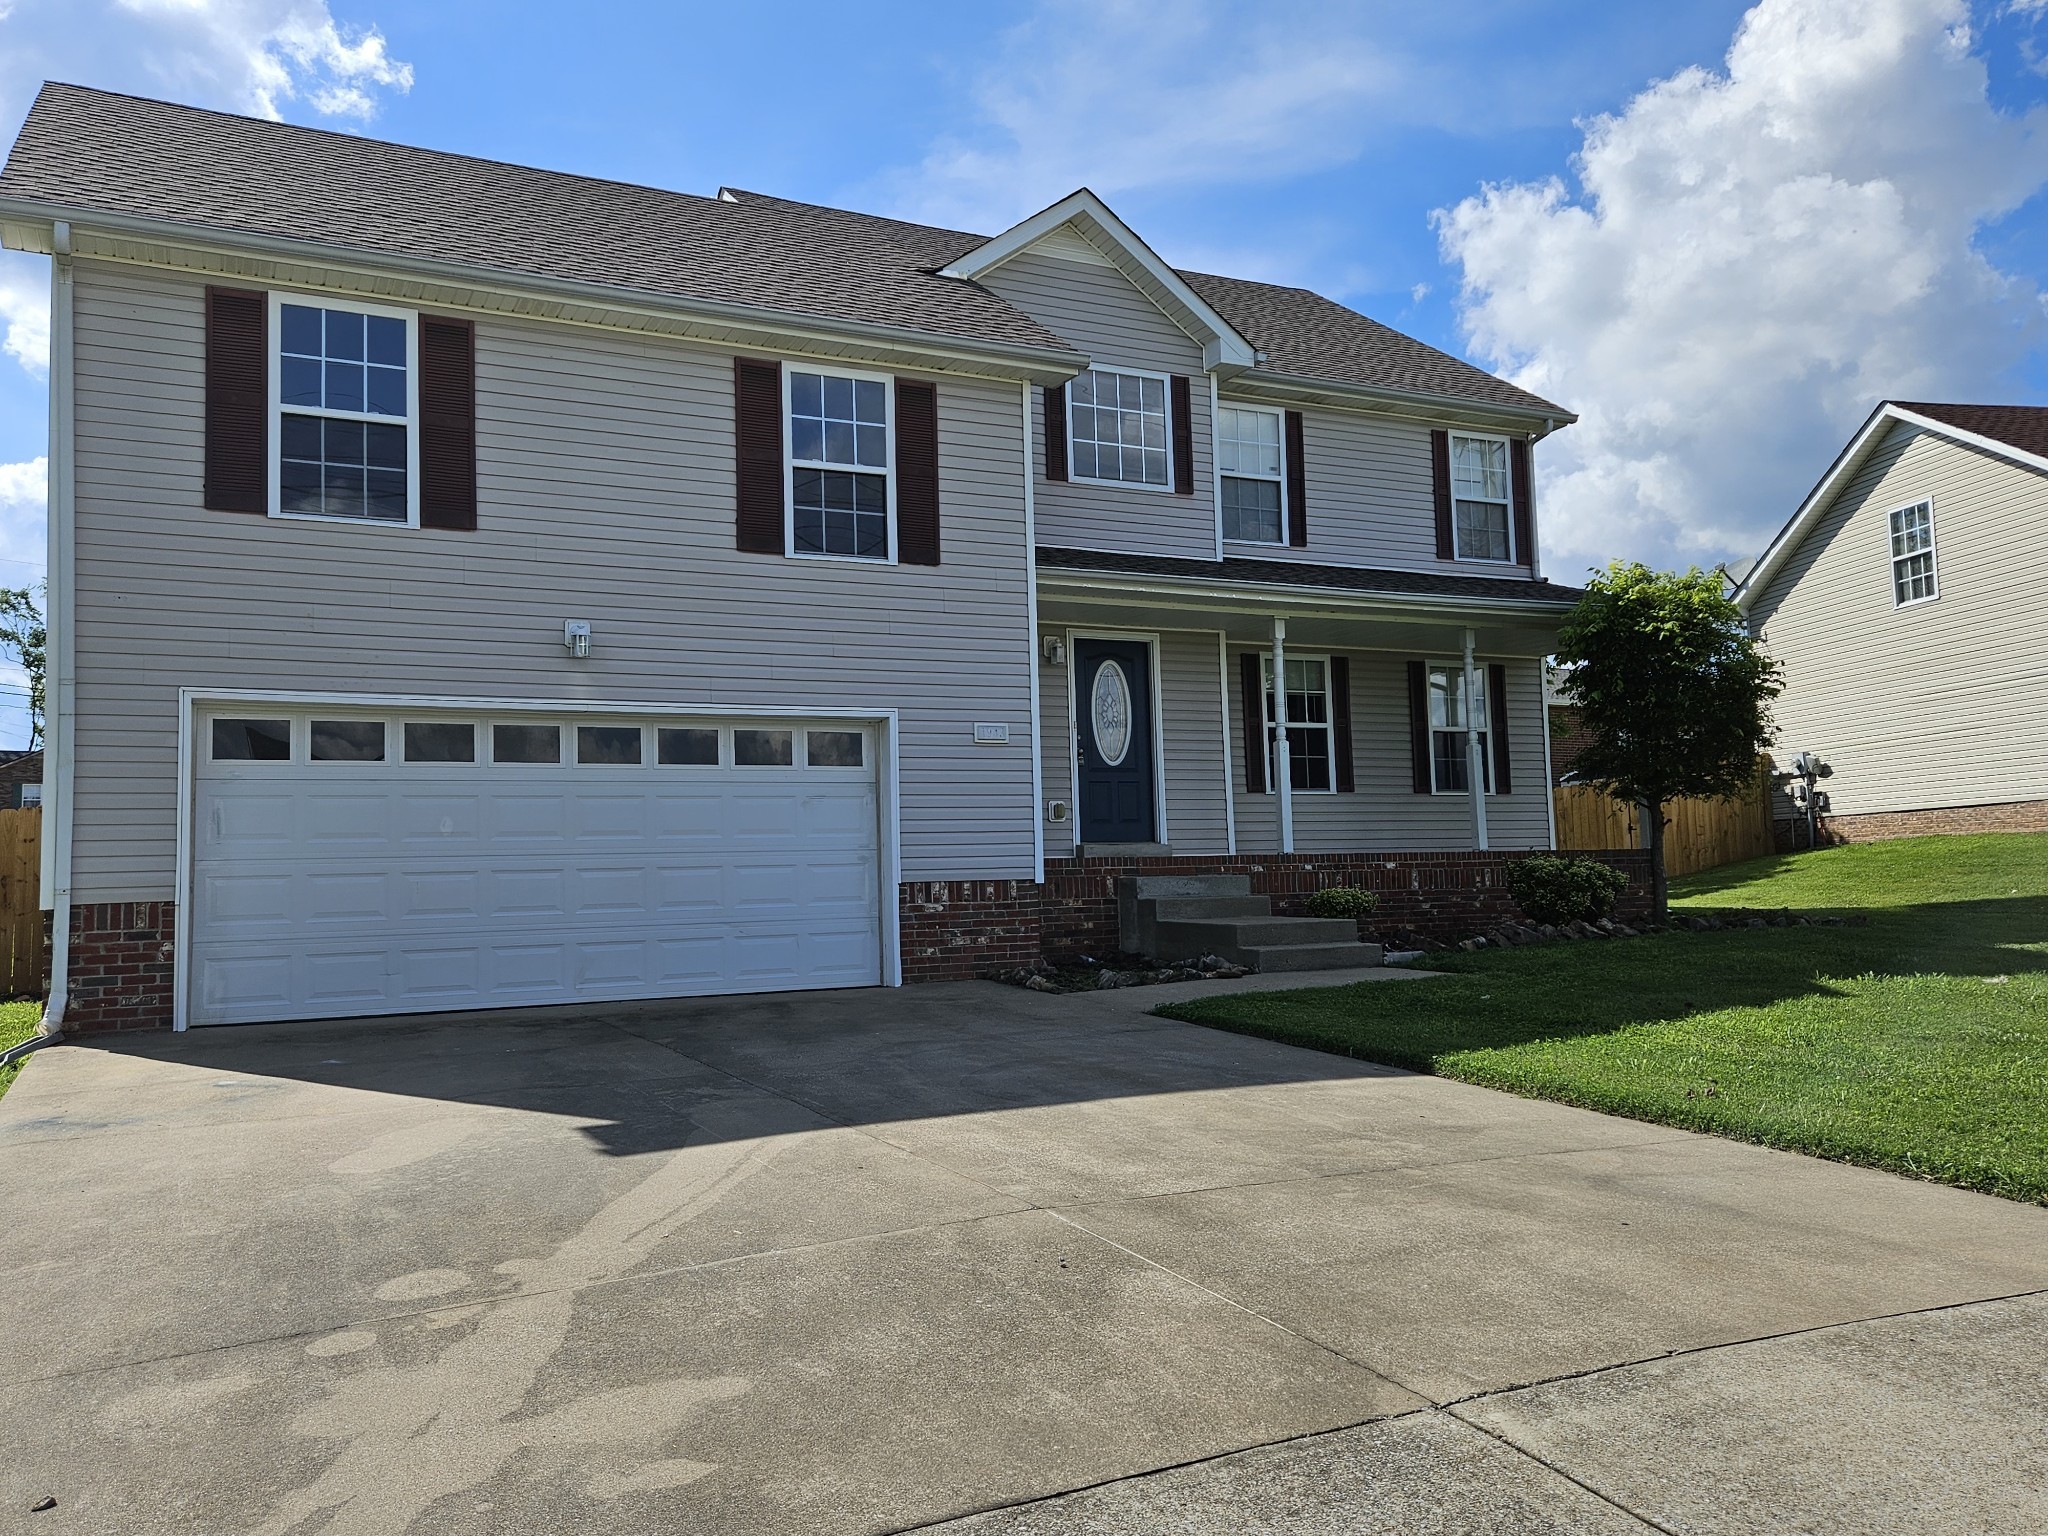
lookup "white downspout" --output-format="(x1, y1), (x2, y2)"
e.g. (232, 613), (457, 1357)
(39, 221), (75, 1040)
(1272, 614), (1294, 854)
(1020, 381), (1044, 884)
(1463, 626), (1489, 851)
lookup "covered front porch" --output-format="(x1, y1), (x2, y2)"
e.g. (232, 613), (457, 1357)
(1033, 547), (1580, 863)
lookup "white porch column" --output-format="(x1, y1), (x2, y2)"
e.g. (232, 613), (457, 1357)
(1463, 626), (1489, 851)
(1272, 614), (1295, 854)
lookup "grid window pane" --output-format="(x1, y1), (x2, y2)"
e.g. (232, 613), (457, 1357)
(793, 468), (889, 559)
(212, 718), (291, 761)
(806, 730), (864, 767)
(1889, 503), (1937, 604)
(310, 720), (385, 761)
(278, 303), (407, 419)
(404, 722), (475, 763)
(658, 727), (719, 765)
(1427, 665), (1493, 792)
(1222, 477), (1282, 542)
(734, 729), (794, 766)
(493, 723), (561, 763)
(1068, 368), (1170, 486)
(1455, 500), (1511, 562)
(1261, 657), (1332, 792)
(577, 725), (643, 765)
(1218, 407), (1282, 477)
(1450, 435), (1512, 560)
(280, 413), (408, 521)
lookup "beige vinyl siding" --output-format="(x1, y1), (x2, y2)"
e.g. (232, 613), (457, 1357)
(1038, 628), (1232, 857)
(982, 251), (1215, 559)
(1748, 421), (2048, 817)
(1228, 651), (1551, 851)
(1220, 405), (1539, 580)
(68, 260), (1038, 900)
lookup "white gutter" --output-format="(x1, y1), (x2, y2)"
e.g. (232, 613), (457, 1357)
(1037, 569), (1579, 624)
(1463, 626), (1489, 851)
(38, 221), (75, 1041)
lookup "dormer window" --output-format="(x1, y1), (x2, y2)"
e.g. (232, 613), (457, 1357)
(1068, 368), (1170, 488)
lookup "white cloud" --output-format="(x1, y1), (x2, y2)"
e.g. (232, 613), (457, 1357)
(0, 458), (39, 746)
(885, 0), (1426, 233)
(0, 256), (47, 373)
(1436, 0), (2048, 577)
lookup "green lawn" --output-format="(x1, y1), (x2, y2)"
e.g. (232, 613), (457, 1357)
(1159, 832), (2048, 1204)
(0, 998), (42, 1103)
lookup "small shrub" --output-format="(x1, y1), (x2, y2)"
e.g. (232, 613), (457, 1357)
(1305, 885), (1379, 920)
(1507, 855), (1629, 925)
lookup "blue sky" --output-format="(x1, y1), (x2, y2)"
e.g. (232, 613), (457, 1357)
(1, 0), (2047, 748)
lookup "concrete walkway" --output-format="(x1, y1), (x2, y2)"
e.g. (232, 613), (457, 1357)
(2, 978), (2043, 1534)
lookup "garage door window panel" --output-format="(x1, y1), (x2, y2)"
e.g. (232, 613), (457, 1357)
(806, 730), (864, 768)
(404, 722), (475, 763)
(492, 723), (561, 764)
(659, 727), (720, 766)
(734, 729), (794, 767)
(213, 718), (292, 761)
(577, 726), (644, 765)
(310, 720), (385, 761)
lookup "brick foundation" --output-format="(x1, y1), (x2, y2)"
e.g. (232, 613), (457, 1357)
(898, 880), (1044, 982)
(1777, 797), (2048, 850)
(63, 901), (176, 1033)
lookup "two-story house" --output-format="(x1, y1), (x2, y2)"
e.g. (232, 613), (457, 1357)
(1, 84), (1585, 1033)
(1739, 400), (2048, 843)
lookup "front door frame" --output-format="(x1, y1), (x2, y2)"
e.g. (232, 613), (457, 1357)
(1065, 628), (1168, 847)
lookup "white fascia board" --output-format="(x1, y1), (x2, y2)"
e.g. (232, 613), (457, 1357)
(1036, 568), (1578, 623)
(0, 199), (1092, 385)
(1734, 401), (2048, 614)
(940, 189), (1257, 372)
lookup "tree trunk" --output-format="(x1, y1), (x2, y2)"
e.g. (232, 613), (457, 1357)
(1645, 798), (1668, 921)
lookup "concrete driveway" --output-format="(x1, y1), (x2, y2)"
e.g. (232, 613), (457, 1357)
(3, 977), (2044, 1535)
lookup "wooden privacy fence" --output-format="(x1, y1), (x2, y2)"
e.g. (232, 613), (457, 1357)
(0, 807), (43, 997)
(1553, 766), (1776, 878)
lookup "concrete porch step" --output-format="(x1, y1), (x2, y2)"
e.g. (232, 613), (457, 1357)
(1153, 915), (1364, 955)
(1242, 941), (1388, 972)
(1148, 896), (1273, 922)
(1122, 874), (1253, 900)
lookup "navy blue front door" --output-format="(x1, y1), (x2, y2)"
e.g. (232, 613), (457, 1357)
(1074, 638), (1156, 844)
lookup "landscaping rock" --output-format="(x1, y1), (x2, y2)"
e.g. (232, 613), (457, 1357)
(1022, 975), (1060, 993)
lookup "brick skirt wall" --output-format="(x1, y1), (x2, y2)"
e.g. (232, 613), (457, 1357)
(898, 880), (1043, 982)
(1778, 797), (2048, 850)
(63, 901), (176, 1033)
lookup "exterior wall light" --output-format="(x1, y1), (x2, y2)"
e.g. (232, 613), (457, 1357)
(563, 620), (592, 658)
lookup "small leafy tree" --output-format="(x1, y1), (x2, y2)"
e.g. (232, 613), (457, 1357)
(1555, 563), (1781, 919)
(0, 584), (44, 749)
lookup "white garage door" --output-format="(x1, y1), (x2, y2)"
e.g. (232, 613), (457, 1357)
(188, 707), (884, 1026)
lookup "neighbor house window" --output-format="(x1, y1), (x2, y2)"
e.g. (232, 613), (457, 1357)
(1428, 663), (1493, 793)
(1450, 433), (1512, 562)
(1069, 368), (1169, 487)
(1262, 655), (1332, 792)
(1890, 501), (1937, 605)
(1218, 406), (1284, 543)
(275, 297), (416, 523)
(788, 369), (892, 559)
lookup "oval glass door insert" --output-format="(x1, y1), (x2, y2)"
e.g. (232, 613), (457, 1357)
(1091, 660), (1132, 766)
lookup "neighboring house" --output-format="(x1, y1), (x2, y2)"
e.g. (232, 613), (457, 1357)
(1739, 401), (2048, 843)
(1, 84), (1588, 1033)
(0, 749), (40, 808)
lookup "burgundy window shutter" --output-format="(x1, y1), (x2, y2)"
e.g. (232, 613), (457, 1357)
(734, 358), (785, 553)
(1284, 409), (1308, 547)
(1043, 384), (1069, 482)
(895, 378), (941, 566)
(204, 286), (268, 513)
(1430, 429), (1454, 559)
(1331, 655), (1355, 792)
(1239, 652), (1267, 794)
(1407, 660), (1431, 793)
(1171, 375), (1194, 495)
(1489, 663), (1513, 794)
(419, 316), (478, 531)
(1510, 438), (1534, 567)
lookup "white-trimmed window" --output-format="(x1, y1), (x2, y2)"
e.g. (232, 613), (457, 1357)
(1219, 405), (1284, 543)
(1451, 433), (1513, 562)
(1069, 367), (1170, 488)
(788, 368), (894, 560)
(1262, 654), (1333, 793)
(1427, 663), (1494, 794)
(1889, 500), (1937, 606)
(273, 294), (419, 524)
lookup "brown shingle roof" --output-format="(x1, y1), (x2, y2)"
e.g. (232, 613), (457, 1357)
(2, 83), (1567, 416)
(1892, 401), (2048, 461)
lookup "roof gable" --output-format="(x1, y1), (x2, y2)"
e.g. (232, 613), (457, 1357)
(1737, 400), (2048, 613)
(939, 189), (1257, 373)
